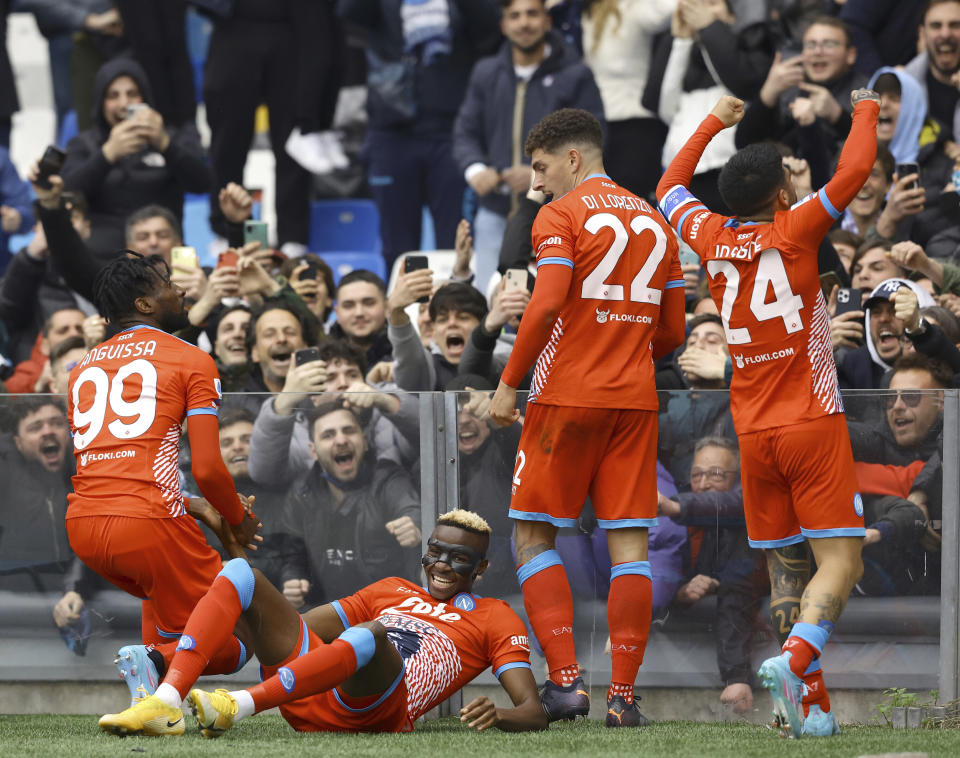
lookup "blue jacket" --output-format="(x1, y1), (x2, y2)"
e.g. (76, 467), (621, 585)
(0, 146), (35, 273)
(452, 29), (605, 216)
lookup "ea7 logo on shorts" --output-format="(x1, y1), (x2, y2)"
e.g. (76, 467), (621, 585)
(854, 493), (864, 517)
(278, 666), (296, 693)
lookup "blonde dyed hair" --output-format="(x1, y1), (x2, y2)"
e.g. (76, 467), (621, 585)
(436, 509), (491, 536)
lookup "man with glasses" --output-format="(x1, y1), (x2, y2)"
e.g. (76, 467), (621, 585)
(735, 16), (867, 156)
(847, 353), (952, 596)
(658, 437), (763, 717)
(659, 314), (735, 491)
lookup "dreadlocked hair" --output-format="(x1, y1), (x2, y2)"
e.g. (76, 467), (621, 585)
(437, 509), (491, 536)
(93, 250), (169, 323)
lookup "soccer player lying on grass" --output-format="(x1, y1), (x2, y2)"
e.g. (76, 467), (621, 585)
(98, 509), (548, 737)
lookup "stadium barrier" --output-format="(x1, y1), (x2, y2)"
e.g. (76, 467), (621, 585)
(0, 389), (955, 718)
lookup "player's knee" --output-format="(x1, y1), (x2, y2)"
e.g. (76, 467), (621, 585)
(515, 548), (563, 585)
(337, 622), (383, 668)
(217, 558), (255, 610)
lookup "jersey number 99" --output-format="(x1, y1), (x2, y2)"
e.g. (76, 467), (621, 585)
(72, 359), (158, 450)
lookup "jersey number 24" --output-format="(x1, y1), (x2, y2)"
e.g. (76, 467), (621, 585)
(705, 249), (803, 345)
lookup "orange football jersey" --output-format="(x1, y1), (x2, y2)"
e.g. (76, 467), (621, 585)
(333, 577), (532, 721)
(527, 174), (683, 409)
(66, 325), (222, 519)
(657, 103), (878, 435)
(660, 188), (843, 434)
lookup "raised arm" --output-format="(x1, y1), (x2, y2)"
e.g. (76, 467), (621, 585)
(788, 90), (879, 238)
(657, 96), (745, 200)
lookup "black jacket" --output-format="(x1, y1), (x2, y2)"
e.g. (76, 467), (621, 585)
(0, 247), (85, 364)
(329, 321), (393, 367)
(0, 445), (74, 592)
(277, 456), (420, 604)
(734, 67), (867, 157)
(61, 58), (211, 259)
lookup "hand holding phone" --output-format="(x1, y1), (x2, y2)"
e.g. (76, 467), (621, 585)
(171, 246), (199, 269)
(244, 220), (269, 250)
(503, 268), (534, 293)
(896, 162), (921, 190)
(404, 255), (430, 304)
(36, 146), (66, 191)
(294, 347), (321, 366)
(835, 287), (863, 316)
(217, 251), (239, 269)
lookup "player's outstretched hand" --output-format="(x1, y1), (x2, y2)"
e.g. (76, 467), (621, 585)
(710, 96), (745, 129)
(850, 88), (881, 108)
(461, 696), (499, 731)
(488, 381), (520, 427)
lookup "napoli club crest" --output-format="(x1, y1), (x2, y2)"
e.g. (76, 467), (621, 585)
(452, 593), (475, 612)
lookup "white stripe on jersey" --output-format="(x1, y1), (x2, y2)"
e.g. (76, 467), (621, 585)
(529, 316), (564, 403)
(153, 423), (184, 517)
(808, 290), (843, 416)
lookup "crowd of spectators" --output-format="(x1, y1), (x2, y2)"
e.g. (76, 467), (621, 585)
(0, 0), (957, 707)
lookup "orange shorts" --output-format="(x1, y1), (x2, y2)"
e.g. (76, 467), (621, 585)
(66, 513), (223, 644)
(508, 404), (658, 528)
(738, 414), (865, 548)
(260, 618), (412, 733)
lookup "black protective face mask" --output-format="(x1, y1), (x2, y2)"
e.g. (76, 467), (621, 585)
(421, 538), (484, 576)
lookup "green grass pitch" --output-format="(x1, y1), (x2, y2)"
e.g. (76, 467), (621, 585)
(2, 715), (959, 758)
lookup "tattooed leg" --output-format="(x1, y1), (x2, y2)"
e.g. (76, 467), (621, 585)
(801, 537), (864, 626)
(514, 519), (559, 564)
(766, 543), (811, 646)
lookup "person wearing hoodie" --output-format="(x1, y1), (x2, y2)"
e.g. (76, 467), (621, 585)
(452, 0), (605, 295)
(458, 275), (532, 389)
(866, 67), (956, 247)
(904, 0), (960, 144)
(836, 277), (937, 396)
(60, 58), (212, 260)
